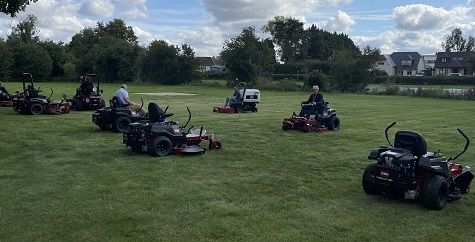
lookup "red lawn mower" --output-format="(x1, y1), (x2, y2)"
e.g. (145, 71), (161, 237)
(282, 101), (340, 133)
(12, 73), (70, 115)
(68, 74), (105, 111)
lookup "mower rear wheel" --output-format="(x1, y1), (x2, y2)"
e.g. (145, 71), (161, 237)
(30, 104), (44, 115)
(362, 164), (381, 195)
(209, 140), (222, 150)
(326, 116), (340, 131)
(113, 116), (131, 133)
(149, 136), (173, 157)
(422, 175), (448, 210)
(301, 125), (309, 133)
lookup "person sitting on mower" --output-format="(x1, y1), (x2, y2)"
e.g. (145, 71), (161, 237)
(0, 81), (9, 95)
(298, 85), (324, 118)
(79, 76), (94, 95)
(224, 86), (241, 107)
(114, 84), (148, 117)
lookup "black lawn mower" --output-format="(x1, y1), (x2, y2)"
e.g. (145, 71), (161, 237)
(92, 97), (147, 132)
(362, 122), (473, 210)
(123, 102), (222, 157)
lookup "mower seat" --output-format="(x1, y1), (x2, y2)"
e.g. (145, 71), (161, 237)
(394, 131), (427, 158)
(148, 102), (174, 123)
(111, 96), (127, 108)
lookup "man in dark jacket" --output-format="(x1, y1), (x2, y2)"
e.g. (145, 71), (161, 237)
(298, 85), (324, 118)
(224, 86), (241, 107)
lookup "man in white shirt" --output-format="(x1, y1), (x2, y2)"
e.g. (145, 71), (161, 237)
(114, 84), (147, 117)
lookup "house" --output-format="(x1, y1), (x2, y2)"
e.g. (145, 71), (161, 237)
(196, 57), (226, 72)
(434, 52), (474, 76)
(376, 55), (397, 76)
(422, 54), (436, 74)
(375, 52), (425, 76)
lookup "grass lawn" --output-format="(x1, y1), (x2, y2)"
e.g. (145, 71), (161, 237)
(1, 82), (474, 241)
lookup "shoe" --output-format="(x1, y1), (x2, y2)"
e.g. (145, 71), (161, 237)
(292, 112), (297, 118)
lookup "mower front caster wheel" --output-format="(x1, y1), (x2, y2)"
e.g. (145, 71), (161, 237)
(209, 140), (222, 150)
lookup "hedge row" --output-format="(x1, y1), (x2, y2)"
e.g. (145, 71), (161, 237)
(374, 76), (475, 86)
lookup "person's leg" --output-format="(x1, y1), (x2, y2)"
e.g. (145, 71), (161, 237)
(225, 97), (230, 106)
(299, 105), (309, 117)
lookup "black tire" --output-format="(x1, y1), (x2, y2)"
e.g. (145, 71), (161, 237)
(252, 107), (258, 112)
(301, 125), (309, 133)
(326, 116), (340, 131)
(148, 136), (173, 157)
(100, 99), (105, 108)
(209, 140), (222, 150)
(422, 175), (448, 210)
(236, 106), (244, 113)
(30, 103), (44, 115)
(113, 116), (131, 133)
(362, 164), (380, 195)
(282, 123), (290, 131)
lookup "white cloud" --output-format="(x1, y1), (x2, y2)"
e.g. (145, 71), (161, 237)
(177, 26), (224, 56)
(392, 4), (451, 31)
(314, 11), (355, 32)
(79, 0), (115, 18)
(122, 7), (148, 19)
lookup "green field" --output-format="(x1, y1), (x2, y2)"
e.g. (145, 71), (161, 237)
(1, 83), (474, 241)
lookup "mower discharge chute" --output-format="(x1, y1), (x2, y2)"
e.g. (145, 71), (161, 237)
(362, 122), (473, 210)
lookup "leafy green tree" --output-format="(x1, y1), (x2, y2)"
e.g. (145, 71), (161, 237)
(0, 0), (37, 17)
(39, 40), (67, 78)
(68, 28), (97, 74)
(262, 16), (306, 63)
(7, 14), (40, 44)
(94, 37), (139, 83)
(138, 40), (199, 84)
(329, 46), (380, 92)
(219, 26), (275, 83)
(0, 38), (13, 80)
(11, 43), (52, 79)
(442, 27), (475, 52)
(95, 19), (138, 44)
(306, 25), (359, 61)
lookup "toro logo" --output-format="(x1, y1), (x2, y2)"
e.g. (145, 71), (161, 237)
(380, 171), (390, 178)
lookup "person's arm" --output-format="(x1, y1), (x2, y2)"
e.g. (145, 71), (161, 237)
(315, 94), (324, 105)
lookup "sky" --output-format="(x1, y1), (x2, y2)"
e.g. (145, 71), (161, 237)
(1, 0), (475, 57)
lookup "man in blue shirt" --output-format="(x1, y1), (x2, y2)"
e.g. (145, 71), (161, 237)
(114, 84), (147, 117)
(225, 86), (241, 107)
(298, 85), (324, 118)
